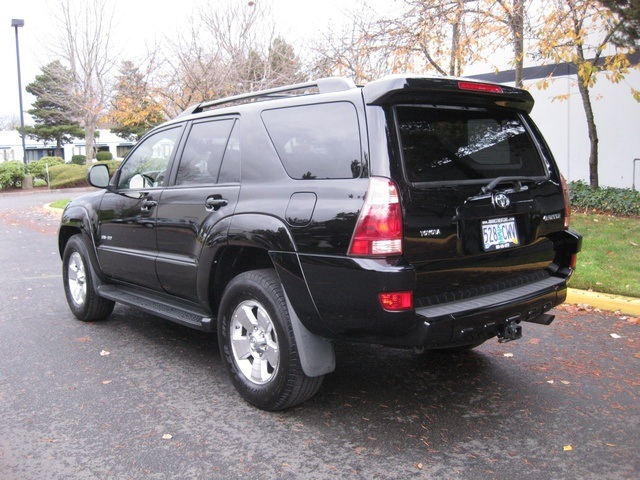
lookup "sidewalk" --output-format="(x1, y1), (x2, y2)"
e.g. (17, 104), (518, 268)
(566, 288), (640, 316)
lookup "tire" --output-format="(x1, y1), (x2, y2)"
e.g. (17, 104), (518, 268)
(218, 269), (324, 411)
(62, 235), (115, 322)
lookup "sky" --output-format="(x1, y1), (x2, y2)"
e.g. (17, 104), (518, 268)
(1, 0), (403, 122)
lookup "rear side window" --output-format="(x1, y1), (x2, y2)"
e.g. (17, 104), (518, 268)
(396, 106), (546, 183)
(175, 119), (236, 185)
(262, 102), (363, 179)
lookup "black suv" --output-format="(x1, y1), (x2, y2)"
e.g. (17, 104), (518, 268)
(59, 75), (582, 410)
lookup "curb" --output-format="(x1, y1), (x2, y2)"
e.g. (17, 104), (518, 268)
(566, 288), (640, 317)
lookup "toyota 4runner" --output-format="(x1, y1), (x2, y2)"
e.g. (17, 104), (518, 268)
(59, 75), (582, 410)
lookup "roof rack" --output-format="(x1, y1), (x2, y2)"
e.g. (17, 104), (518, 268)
(178, 77), (357, 117)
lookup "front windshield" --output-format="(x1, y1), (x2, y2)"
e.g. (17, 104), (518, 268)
(395, 105), (547, 184)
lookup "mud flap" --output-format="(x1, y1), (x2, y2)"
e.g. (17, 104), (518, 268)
(283, 292), (336, 377)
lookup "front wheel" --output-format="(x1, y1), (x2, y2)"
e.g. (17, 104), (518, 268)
(218, 269), (323, 411)
(62, 235), (114, 321)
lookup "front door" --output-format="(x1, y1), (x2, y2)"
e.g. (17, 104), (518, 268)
(96, 126), (184, 290)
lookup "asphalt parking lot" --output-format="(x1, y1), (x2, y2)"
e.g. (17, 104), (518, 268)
(0, 188), (638, 479)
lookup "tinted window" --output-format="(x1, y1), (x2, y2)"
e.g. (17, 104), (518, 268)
(262, 102), (362, 179)
(117, 127), (182, 189)
(175, 119), (236, 185)
(396, 106), (546, 183)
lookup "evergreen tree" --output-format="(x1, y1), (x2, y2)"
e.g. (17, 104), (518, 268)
(24, 61), (85, 158)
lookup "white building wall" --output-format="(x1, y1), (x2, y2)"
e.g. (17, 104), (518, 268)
(526, 69), (640, 189)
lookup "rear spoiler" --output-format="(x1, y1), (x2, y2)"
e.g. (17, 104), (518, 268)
(362, 75), (534, 114)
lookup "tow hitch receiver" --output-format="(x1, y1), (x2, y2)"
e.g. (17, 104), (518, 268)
(498, 319), (522, 343)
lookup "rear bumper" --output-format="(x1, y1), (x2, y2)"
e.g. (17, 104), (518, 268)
(407, 275), (566, 348)
(290, 251), (571, 348)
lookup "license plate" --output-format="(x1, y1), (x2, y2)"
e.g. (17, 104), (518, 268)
(481, 217), (519, 251)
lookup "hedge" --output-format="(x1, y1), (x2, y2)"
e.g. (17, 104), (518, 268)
(569, 181), (640, 217)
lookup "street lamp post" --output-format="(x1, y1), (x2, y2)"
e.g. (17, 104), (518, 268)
(11, 18), (31, 189)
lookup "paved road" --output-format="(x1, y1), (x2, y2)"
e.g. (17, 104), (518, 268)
(1, 188), (638, 479)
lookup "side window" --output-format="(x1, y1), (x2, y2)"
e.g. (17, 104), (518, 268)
(262, 102), (362, 180)
(175, 119), (235, 186)
(117, 127), (182, 189)
(218, 122), (241, 184)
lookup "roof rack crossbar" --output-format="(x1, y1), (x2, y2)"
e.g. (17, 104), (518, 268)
(179, 77), (356, 117)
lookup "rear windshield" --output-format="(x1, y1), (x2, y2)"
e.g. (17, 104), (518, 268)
(395, 106), (547, 184)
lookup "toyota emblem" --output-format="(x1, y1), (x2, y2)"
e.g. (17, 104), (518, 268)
(494, 193), (510, 209)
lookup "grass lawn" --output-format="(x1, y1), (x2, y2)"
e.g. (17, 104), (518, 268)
(49, 199), (71, 209)
(570, 212), (640, 297)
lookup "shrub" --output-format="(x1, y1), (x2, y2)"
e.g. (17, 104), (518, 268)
(96, 151), (113, 161)
(26, 157), (65, 182)
(0, 161), (26, 189)
(48, 164), (88, 189)
(71, 154), (86, 165)
(569, 180), (640, 217)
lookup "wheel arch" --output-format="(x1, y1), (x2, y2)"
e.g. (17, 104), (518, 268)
(58, 205), (105, 286)
(198, 213), (298, 313)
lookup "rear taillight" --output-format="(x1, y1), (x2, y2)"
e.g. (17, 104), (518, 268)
(561, 175), (571, 228)
(348, 177), (403, 256)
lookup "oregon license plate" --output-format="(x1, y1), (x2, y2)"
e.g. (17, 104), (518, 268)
(481, 217), (519, 251)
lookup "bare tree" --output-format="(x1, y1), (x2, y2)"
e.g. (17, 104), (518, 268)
(49, 0), (117, 162)
(308, 3), (408, 83)
(0, 115), (21, 132)
(158, 1), (303, 117)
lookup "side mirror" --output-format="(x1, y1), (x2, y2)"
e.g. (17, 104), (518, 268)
(87, 163), (111, 188)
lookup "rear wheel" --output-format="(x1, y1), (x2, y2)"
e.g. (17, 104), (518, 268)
(62, 235), (114, 321)
(218, 269), (323, 411)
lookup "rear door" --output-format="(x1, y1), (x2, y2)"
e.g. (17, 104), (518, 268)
(392, 104), (565, 301)
(155, 117), (241, 303)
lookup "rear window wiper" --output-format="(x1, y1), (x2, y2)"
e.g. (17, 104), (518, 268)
(481, 176), (540, 194)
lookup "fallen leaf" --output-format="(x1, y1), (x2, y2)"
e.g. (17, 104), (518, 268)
(100, 350), (110, 356)
(547, 380), (555, 384)
(162, 434), (173, 440)
(610, 334), (622, 339)
(102, 380), (112, 385)
(563, 445), (573, 451)
(560, 380), (570, 385)
(605, 443), (617, 447)
(503, 353), (514, 357)
(417, 463), (423, 470)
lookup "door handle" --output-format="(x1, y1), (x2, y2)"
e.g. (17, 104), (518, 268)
(205, 196), (228, 211)
(141, 199), (157, 211)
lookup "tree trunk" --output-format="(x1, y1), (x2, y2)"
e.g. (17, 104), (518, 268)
(576, 79), (599, 188)
(85, 125), (95, 163)
(512, 0), (525, 88)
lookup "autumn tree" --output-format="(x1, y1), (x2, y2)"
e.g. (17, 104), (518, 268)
(536, 0), (639, 188)
(23, 61), (85, 157)
(109, 60), (165, 141)
(49, 0), (116, 163)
